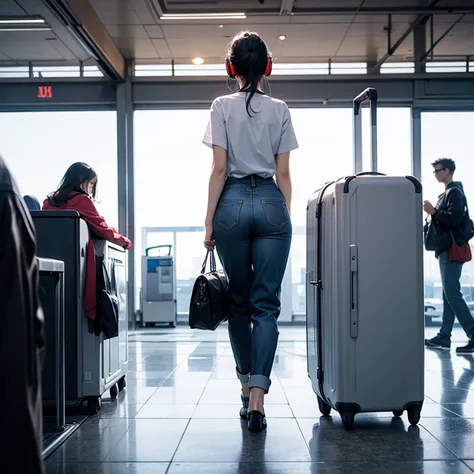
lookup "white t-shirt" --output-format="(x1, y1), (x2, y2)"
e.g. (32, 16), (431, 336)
(203, 92), (298, 179)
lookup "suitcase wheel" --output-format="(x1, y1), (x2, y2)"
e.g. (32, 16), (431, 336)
(317, 395), (331, 417)
(341, 412), (355, 430)
(118, 376), (127, 392)
(110, 384), (118, 400)
(393, 410), (403, 417)
(407, 406), (421, 425)
(86, 396), (102, 415)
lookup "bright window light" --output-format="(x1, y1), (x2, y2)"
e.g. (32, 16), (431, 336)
(135, 64), (173, 77)
(0, 66), (29, 78)
(381, 62), (415, 74)
(331, 62), (367, 74)
(426, 61), (467, 73)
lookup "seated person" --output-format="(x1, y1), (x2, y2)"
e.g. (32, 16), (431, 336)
(42, 162), (132, 249)
(42, 162), (131, 326)
(23, 195), (41, 211)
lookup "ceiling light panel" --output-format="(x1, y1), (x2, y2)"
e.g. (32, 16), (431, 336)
(0, 16), (46, 24)
(161, 13), (246, 20)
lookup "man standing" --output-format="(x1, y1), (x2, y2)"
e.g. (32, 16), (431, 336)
(424, 158), (474, 353)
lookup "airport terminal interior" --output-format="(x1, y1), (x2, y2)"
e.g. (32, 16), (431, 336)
(1, 0), (474, 473)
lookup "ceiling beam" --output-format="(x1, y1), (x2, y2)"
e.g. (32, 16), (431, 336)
(372, 0), (441, 70)
(291, 6), (474, 15)
(421, 15), (465, 62)
(280, 0), (295, 16)
(42, 0), (125, 80)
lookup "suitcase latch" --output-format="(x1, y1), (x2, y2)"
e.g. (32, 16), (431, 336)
(317, 367), (324, 382)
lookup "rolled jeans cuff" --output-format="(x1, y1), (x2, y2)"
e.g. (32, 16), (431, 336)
(248, 374), (271, 394)
(236, 369), (250, 383)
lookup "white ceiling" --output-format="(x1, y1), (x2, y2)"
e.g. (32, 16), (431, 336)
(0, 0), (90, 63)
(0, 0), (473, 65)
(88, 0), (474, 63)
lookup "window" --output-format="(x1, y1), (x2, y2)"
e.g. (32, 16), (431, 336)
(134, 110), (213, 315)
(426, 61), (467, 73)
(381, 62), (415, 74)
(32, 66), (80, 78)
(0, 111), (118, 226)
(289, 109), (353, 316)
(422, 112), (474, 327)
(134, 108), (354, 319)
(0, 66), (29, 78)
(133, 62), (368, 77)
(331, 62), (367, 75)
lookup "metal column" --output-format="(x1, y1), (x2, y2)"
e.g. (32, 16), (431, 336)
(414, 23), (427, 74)
(117, 61), (135, 329)
(411, 107), (422, 180)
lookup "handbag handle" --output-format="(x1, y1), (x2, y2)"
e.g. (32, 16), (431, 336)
(201, 250), (217, 274)
(102, 259), (116, 294)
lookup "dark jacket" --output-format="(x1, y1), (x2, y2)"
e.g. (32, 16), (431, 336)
(433, 181), (467, 256)
(0, 157), (45, 474)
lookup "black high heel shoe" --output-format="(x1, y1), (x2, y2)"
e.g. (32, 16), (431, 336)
(240, 392), (249, 419)
(248, 410), (267, 432)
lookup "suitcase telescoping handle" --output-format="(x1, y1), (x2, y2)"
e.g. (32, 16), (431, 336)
(353, 87), (378, 174)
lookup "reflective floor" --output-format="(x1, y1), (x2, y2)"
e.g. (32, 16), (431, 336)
(45, 326), (474, 473)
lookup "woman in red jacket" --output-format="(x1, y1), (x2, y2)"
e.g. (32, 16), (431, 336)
(43, 162), (132, 249)
(43, 162), (132, 324)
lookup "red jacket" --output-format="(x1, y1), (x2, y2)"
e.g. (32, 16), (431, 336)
(42, 193), (131, 322)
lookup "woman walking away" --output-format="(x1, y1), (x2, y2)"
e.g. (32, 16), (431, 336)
(202, 31), (298, 432)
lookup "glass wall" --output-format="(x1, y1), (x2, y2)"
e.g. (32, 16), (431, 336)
(134, 108), (355, 318)
(422, 112), (474, 326)
(0, 111), (118, 225)
(134, 107), (412, 319)
(288, 109), (354, 315)
(134, 110), (213, 314)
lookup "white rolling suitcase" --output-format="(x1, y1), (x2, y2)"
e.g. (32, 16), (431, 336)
(306, 88), (425, 429)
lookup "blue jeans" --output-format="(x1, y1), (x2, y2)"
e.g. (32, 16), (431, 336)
(438, 251), (474, 339)
(213, 175), (292, 393)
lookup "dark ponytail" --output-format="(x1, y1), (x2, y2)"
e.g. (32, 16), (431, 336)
(228, 31), (270, 117)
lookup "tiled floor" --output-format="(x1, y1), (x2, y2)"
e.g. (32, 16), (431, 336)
(45, 326), (474, 474)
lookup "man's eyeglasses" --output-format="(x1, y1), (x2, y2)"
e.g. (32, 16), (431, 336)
(433, 168), (446, 174)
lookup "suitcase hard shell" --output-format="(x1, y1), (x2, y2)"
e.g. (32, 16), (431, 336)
(306, 89), (425, 429)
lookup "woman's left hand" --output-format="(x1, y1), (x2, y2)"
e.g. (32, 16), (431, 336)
(204, 224), (215, 251)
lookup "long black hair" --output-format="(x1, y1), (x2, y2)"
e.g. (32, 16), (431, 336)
(228, 31), (270, 116)
(47, 162), (98, 207)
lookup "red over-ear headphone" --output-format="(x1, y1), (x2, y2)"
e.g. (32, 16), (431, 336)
(225, 56), (273, 79)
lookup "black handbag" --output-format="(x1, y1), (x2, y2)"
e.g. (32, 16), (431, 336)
(424, 217), (450, 251)
(99, 260), (119, 339)
(189, 250), (228, 331)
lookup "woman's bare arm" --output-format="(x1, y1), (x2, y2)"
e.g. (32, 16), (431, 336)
(275, 151), (292, 211)
(205, 145), (227, 225)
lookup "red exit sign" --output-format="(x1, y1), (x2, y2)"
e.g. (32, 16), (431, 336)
(37, 85), (53, 99)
